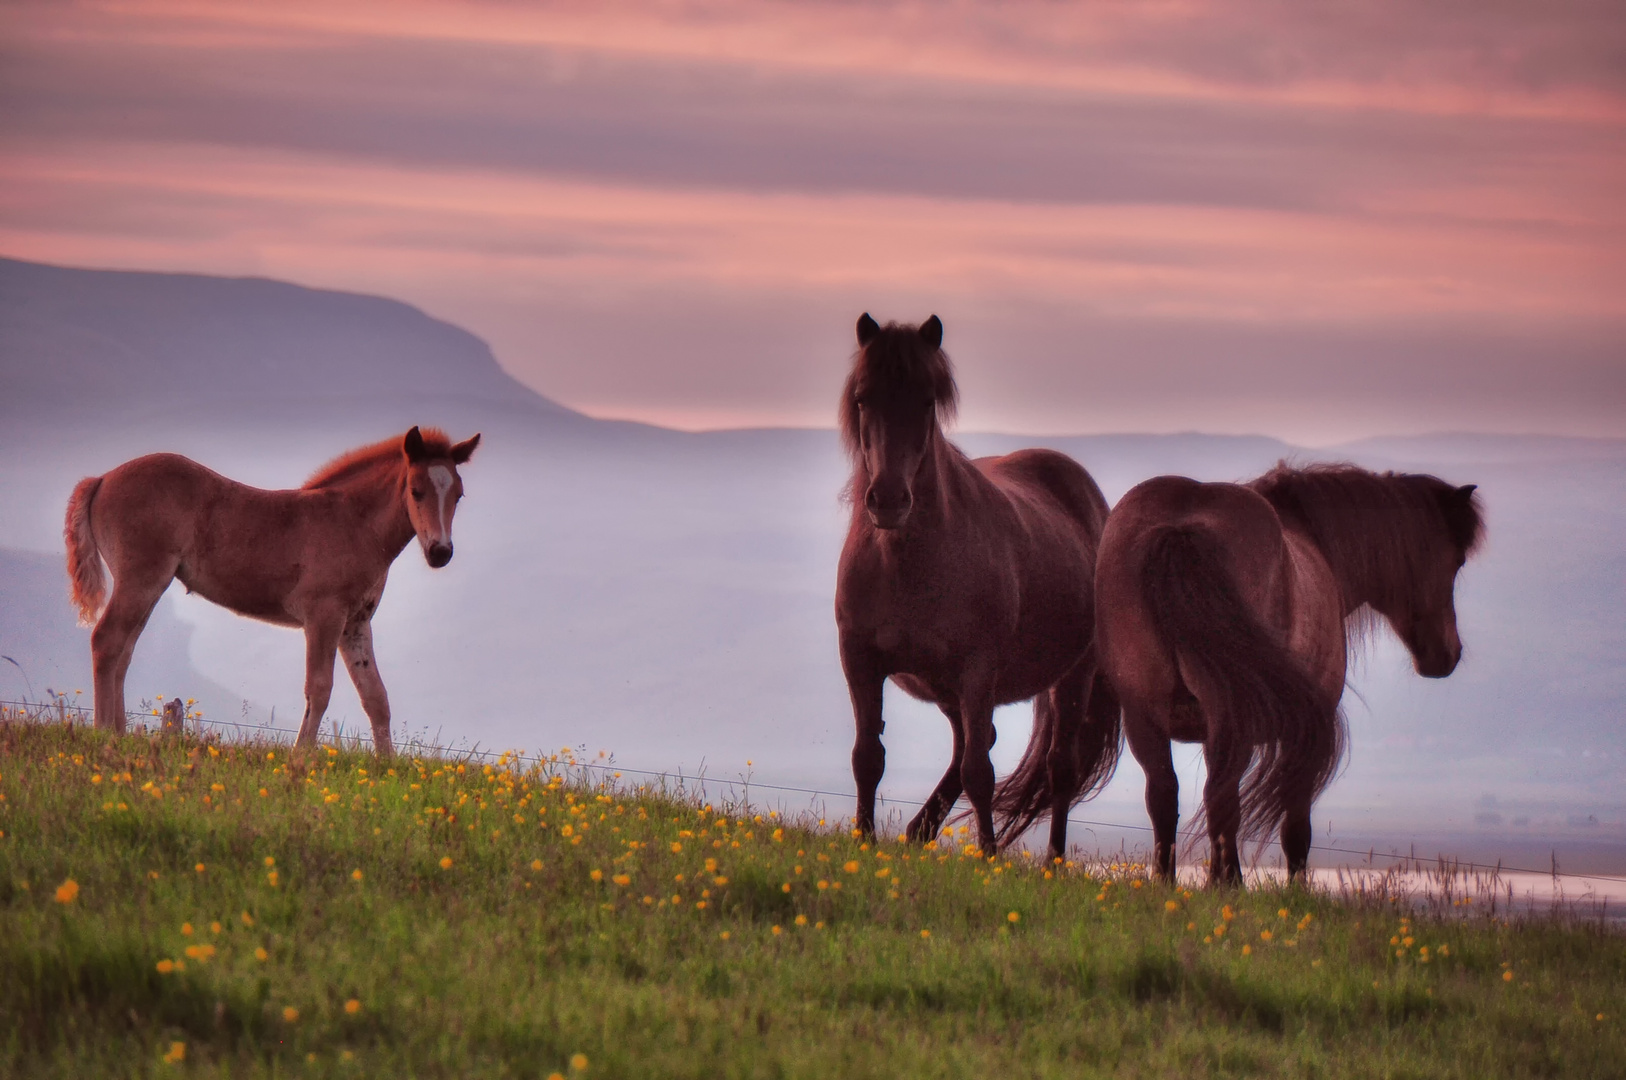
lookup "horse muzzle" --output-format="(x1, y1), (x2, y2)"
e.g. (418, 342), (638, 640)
(865, 485), (913, 530)
(425, 542), (454, 568)
(1412, 641), (1460, 679)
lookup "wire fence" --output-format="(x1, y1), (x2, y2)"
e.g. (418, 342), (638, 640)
(5, 696), (1624, 887)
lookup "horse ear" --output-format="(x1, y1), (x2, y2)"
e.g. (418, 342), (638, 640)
(919, 315), (943, 350)
(451, 433), (481, 464)
(856, 313), (880, 346)
(403, 426), (427, 463)
(1457, 484), (1477, 498)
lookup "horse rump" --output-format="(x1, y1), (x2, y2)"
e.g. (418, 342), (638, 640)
(1139, 524), (1344, 840)
(64, 475), (106, 627)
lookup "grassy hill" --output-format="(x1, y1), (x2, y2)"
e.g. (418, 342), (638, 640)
(1, 717), (1622, 1078)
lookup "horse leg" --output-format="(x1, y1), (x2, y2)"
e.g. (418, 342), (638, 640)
(1123, 710), (1179, 882)
(91, 566), (173, 733)
(339, 617), (393, 756)
(1043, 668), (1088, 863)
(1202, 751), (1246, 887)
(1282, 801), (1313, 881)
(295, 613), (343, 748)
(842, 646), (886, 840)
(906, 704), (964, 844)
(958, 675), (999, 855)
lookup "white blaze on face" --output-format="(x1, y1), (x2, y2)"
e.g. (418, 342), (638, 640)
(427, 465), (455, 542)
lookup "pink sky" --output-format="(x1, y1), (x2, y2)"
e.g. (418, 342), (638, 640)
(2, 0), (1622, 440)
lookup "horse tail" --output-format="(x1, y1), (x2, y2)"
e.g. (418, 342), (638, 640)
(1139, 525), (1344, 842)
(64, 476), (107, 627)
(992, 662), (1123, 849)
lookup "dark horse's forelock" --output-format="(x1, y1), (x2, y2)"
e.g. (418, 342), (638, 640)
(838, 322), (959, 458)
(1250, 462), (1485, 614)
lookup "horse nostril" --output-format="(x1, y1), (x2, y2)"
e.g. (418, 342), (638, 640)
(865, 488), (880, 510)
(427, 543), (453, 568)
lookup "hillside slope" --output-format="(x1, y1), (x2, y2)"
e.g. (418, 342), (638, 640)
(0, 256), (576, 419)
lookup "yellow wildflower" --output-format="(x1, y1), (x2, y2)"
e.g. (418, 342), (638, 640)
(345, 998), (361, 1015)
(283, 1006), (299, 1022)
(439, 857), (453, 870)
(54, 879), (79, 904)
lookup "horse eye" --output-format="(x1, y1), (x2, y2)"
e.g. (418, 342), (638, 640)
(410, 488), (425, 499)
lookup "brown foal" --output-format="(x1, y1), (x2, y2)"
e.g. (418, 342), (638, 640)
(65, 426), (479, 754)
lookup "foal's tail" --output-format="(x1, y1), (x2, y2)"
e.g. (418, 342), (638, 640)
(992, 663), (1122, 849)
(64, 476), (107, 627)
(1140, 525), (1344, 841)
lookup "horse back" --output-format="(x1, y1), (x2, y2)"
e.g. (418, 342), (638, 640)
(90, 453), (368, 626)
(973, 447), (1109, 543)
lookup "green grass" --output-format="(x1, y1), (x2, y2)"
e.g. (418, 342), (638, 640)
(1, 718), (1622, 1078)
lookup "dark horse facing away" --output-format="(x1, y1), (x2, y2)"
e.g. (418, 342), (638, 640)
(65, 426), (479, 755)
(835, 314), (1120, 858)
(1092, 463), (1482, 884)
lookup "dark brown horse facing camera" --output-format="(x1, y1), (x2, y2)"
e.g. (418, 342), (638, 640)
(835, 313), (1121, 859)
(64, 426), (480, 755)
(1093, 463), (1483, 884)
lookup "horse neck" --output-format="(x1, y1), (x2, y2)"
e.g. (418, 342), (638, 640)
(1294, 505), (1421, 620)
(330, 460), (415, 557)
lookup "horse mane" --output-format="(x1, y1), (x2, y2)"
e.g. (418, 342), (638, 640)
(303, 427), (452, 490)
(837, 321), (959, 459)
(1248, 461), (1484, 621)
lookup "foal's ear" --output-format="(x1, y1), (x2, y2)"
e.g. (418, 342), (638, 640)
(856, 313), (880, 346)
(919, 315), (943, 350)
(450, 433), (481, 464)
(1457, 484), (1477, 498)
(403, 426), (427, 463)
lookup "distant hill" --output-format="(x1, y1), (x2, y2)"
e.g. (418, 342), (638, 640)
(0, 256), (577, 420)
